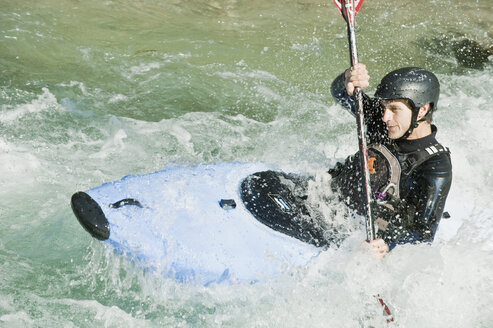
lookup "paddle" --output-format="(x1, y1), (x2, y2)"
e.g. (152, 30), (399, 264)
(333, 0), (375, 242)
(333, 1), (395, 322)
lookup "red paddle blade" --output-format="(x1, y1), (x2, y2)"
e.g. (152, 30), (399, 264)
(333, 0), (364, 24)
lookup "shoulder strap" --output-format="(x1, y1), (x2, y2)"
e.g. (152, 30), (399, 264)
(368, 144), (401, 199)
(401, 143), (450, 176)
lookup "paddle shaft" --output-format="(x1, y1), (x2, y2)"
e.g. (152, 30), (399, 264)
(334, 2), (394, 322)
(342, 2), (375, 241)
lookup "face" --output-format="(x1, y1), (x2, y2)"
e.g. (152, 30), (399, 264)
(381, 99), (413, 139)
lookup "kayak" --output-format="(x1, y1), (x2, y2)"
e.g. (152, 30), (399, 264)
(71, 162), (333, 285)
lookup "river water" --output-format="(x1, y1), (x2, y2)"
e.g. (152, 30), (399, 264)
(1, 0), (492, 327)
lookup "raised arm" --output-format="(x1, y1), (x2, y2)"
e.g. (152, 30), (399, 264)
(330, 63), (370, 115)
(330, 65), (388, 144)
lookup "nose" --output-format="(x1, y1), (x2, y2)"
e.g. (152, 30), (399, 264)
(382, 107), (392, 123)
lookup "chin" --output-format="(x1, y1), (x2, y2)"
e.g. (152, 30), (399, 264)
(388, 133), (402, 140)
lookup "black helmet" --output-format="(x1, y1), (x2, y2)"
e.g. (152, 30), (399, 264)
(375, 67), (440, 138)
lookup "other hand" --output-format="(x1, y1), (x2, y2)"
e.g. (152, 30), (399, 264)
(344, 63), (370, 96)
(367, 238), (389, 259)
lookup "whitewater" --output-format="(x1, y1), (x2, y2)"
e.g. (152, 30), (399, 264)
(1, 0), (492, 327)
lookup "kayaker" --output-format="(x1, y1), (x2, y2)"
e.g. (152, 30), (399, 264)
(330, 64), (453, 258)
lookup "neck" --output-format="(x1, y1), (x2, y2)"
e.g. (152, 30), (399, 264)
(406, 121), (432, 140)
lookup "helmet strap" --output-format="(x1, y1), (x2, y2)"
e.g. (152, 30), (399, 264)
(419, 108), (433, 122)
(396, 103), (433, 141)
(397, 107), (420, 141)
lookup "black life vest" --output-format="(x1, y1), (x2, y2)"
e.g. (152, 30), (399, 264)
(365, 143), (450, 232)
(368, 142), (450, 201)
(329, 142), (450, 218)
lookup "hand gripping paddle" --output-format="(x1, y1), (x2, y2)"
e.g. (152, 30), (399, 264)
(333, 0), (375, 242)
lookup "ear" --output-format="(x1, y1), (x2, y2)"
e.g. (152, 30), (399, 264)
(417, 104), (431, 121)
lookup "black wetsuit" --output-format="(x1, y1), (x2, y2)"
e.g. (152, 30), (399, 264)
(329, 73), (453, 250)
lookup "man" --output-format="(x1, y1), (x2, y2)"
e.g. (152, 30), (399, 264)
(329, 64), (452, 258)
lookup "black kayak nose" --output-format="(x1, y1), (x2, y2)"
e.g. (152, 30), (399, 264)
(71, 192), (110, 240)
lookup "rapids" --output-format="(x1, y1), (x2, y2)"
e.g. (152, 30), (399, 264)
(1, 0), (492, 326)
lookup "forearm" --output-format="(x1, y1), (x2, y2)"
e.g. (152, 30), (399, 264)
(330, 72), (356, 115)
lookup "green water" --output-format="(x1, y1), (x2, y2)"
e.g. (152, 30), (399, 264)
(1, 0), (493, 327)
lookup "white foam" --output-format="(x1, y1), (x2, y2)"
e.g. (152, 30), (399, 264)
(89, 128), (128, 159)
(169, 124), (194, 154)
(58, 299), (147, 326)
(108, 94), (129, 104)
(0, 88), (58, 123)
(0, 138), (41, 183)
(0, 311), (34, 327)
(56, 81), (91, 96)
(129, 62), (161, 75)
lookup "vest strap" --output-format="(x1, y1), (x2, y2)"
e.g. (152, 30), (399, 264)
(401, 143), (450, 176)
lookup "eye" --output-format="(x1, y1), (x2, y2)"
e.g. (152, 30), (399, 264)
(386, 105), (401, 113)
